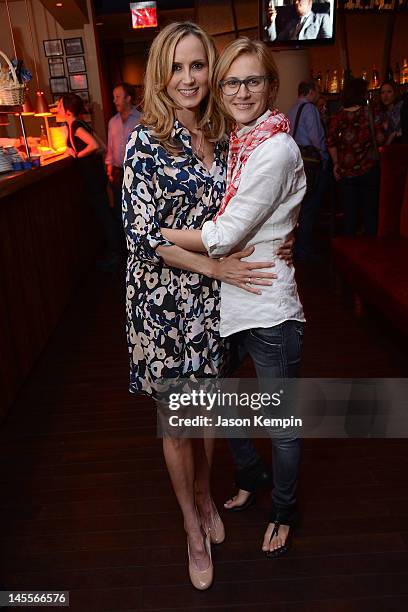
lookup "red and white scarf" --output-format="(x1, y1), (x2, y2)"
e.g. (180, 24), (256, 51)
(214, 109), (290, 219)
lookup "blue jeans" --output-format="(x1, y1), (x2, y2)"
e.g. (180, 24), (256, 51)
(340, 164), (380, 236)
(228, 320), (304, 517)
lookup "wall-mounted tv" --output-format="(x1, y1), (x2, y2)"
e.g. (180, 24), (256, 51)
(259, 0), (337, 48)
(130, 1), (158, 29)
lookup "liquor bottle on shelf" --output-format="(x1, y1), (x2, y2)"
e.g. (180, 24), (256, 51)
(324, 69), (330, 93)
(385, 66), (394, 81)
(402, 59), (408, 85)
(370, 64), (380, 89)
(329, 70), (340, 93)
(39, 125), (48, 148)
(340, 70), (346, 91)
(316, 70), (322, 88)
(361, 67), (368, 81)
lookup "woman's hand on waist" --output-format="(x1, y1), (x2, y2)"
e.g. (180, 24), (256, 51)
(276, 234), (294, 266)
(212, 247), (276, 295)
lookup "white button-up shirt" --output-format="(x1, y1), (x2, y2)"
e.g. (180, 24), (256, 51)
(201, 112), (307, 338)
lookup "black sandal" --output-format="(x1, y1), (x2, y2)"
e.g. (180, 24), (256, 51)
(265, 521), (291, 558)
(224, 459), (272, 513)
(264, 505), (298, 558)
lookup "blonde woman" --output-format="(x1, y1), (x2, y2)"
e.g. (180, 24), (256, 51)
(162, 38), (306, 558)
(122, 23), (281, 590)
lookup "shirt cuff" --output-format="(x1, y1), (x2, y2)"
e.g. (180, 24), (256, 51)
(201, 220), (226, 257)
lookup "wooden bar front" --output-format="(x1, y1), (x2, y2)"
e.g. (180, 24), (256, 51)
(0, 157), (101, 419)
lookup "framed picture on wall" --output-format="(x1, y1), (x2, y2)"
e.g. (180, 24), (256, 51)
(48, 57), (65, 78)
(50, 77), (69, 94)
(64, 37), (84, 56)
(43, 39), (63, 57)
(75, 90), (90, 103)
(69, 74), (88, 91)
(66, 55), (86, 74)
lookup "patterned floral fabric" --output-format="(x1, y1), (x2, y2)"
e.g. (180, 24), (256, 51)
(327, 106), (386, 178)
(122, 122), (228, 397)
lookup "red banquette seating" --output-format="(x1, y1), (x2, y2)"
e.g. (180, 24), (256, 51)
(331, 144), (408, 334)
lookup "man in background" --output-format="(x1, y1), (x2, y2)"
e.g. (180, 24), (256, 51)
(288, 80), (329, 261)
(267, 0), (331, 42)
(106, 82), (141, 253)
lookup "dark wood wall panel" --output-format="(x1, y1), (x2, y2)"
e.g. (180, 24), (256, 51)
(0, 161), (101, 419)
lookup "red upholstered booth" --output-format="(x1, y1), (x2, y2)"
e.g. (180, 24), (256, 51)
(331, 144), (408, 334)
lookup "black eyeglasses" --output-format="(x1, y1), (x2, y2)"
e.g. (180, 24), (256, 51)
(219, 75), (272, 96)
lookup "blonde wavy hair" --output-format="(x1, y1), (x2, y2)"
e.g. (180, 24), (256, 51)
(142, 22), (225, 148)
(212, 38), (279, 131)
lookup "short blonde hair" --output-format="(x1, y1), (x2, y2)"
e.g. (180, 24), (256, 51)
(142, 22), (225, 148)
(212, 38), (279, 127)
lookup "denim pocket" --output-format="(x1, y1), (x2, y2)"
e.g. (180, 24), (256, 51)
(248, 325), (286, 377)
(249, 325), (283, 347)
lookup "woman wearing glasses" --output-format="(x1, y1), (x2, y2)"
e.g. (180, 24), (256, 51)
(161, 38), (306, 559)
(122, 23), (291, 590)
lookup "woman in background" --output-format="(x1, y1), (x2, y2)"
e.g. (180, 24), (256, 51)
(57, 93), (119, 267)
(379, 80), (402, 145)
(327, 78), (386, 236)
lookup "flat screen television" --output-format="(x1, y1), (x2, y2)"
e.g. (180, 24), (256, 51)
(259, 0), (337, 48)
(130, 1), (158, 29)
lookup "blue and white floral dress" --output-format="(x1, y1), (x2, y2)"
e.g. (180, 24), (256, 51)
(123, 121), (228, 397)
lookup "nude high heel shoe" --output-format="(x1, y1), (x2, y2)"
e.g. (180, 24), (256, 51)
(187, 532), (213, 590)
(208, 507), (225, 545)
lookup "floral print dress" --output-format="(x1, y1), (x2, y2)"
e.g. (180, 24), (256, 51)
(122, 121), (228, 397)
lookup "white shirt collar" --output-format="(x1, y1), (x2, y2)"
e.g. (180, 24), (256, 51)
(236, 109), (272, 137)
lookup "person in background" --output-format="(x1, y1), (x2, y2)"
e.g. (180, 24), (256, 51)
(288, 80), (329, 261)
(57, 93), (119, 268)
(379, 80), (403, 145)
(327, 78), (386, 237)
(106, 83), (141, 253)
(267, 0), (331, 42)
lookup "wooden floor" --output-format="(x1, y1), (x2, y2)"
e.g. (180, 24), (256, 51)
(1, 258), (408, 611)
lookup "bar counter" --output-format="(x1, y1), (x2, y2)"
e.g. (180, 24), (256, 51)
(0, 153), (72, 199)
(0, 155), (102, 419)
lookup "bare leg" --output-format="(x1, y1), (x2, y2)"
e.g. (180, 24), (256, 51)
(162, 436), (210, 571)
(194, 438), (215, 521)
(193, 438), (225, 543)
